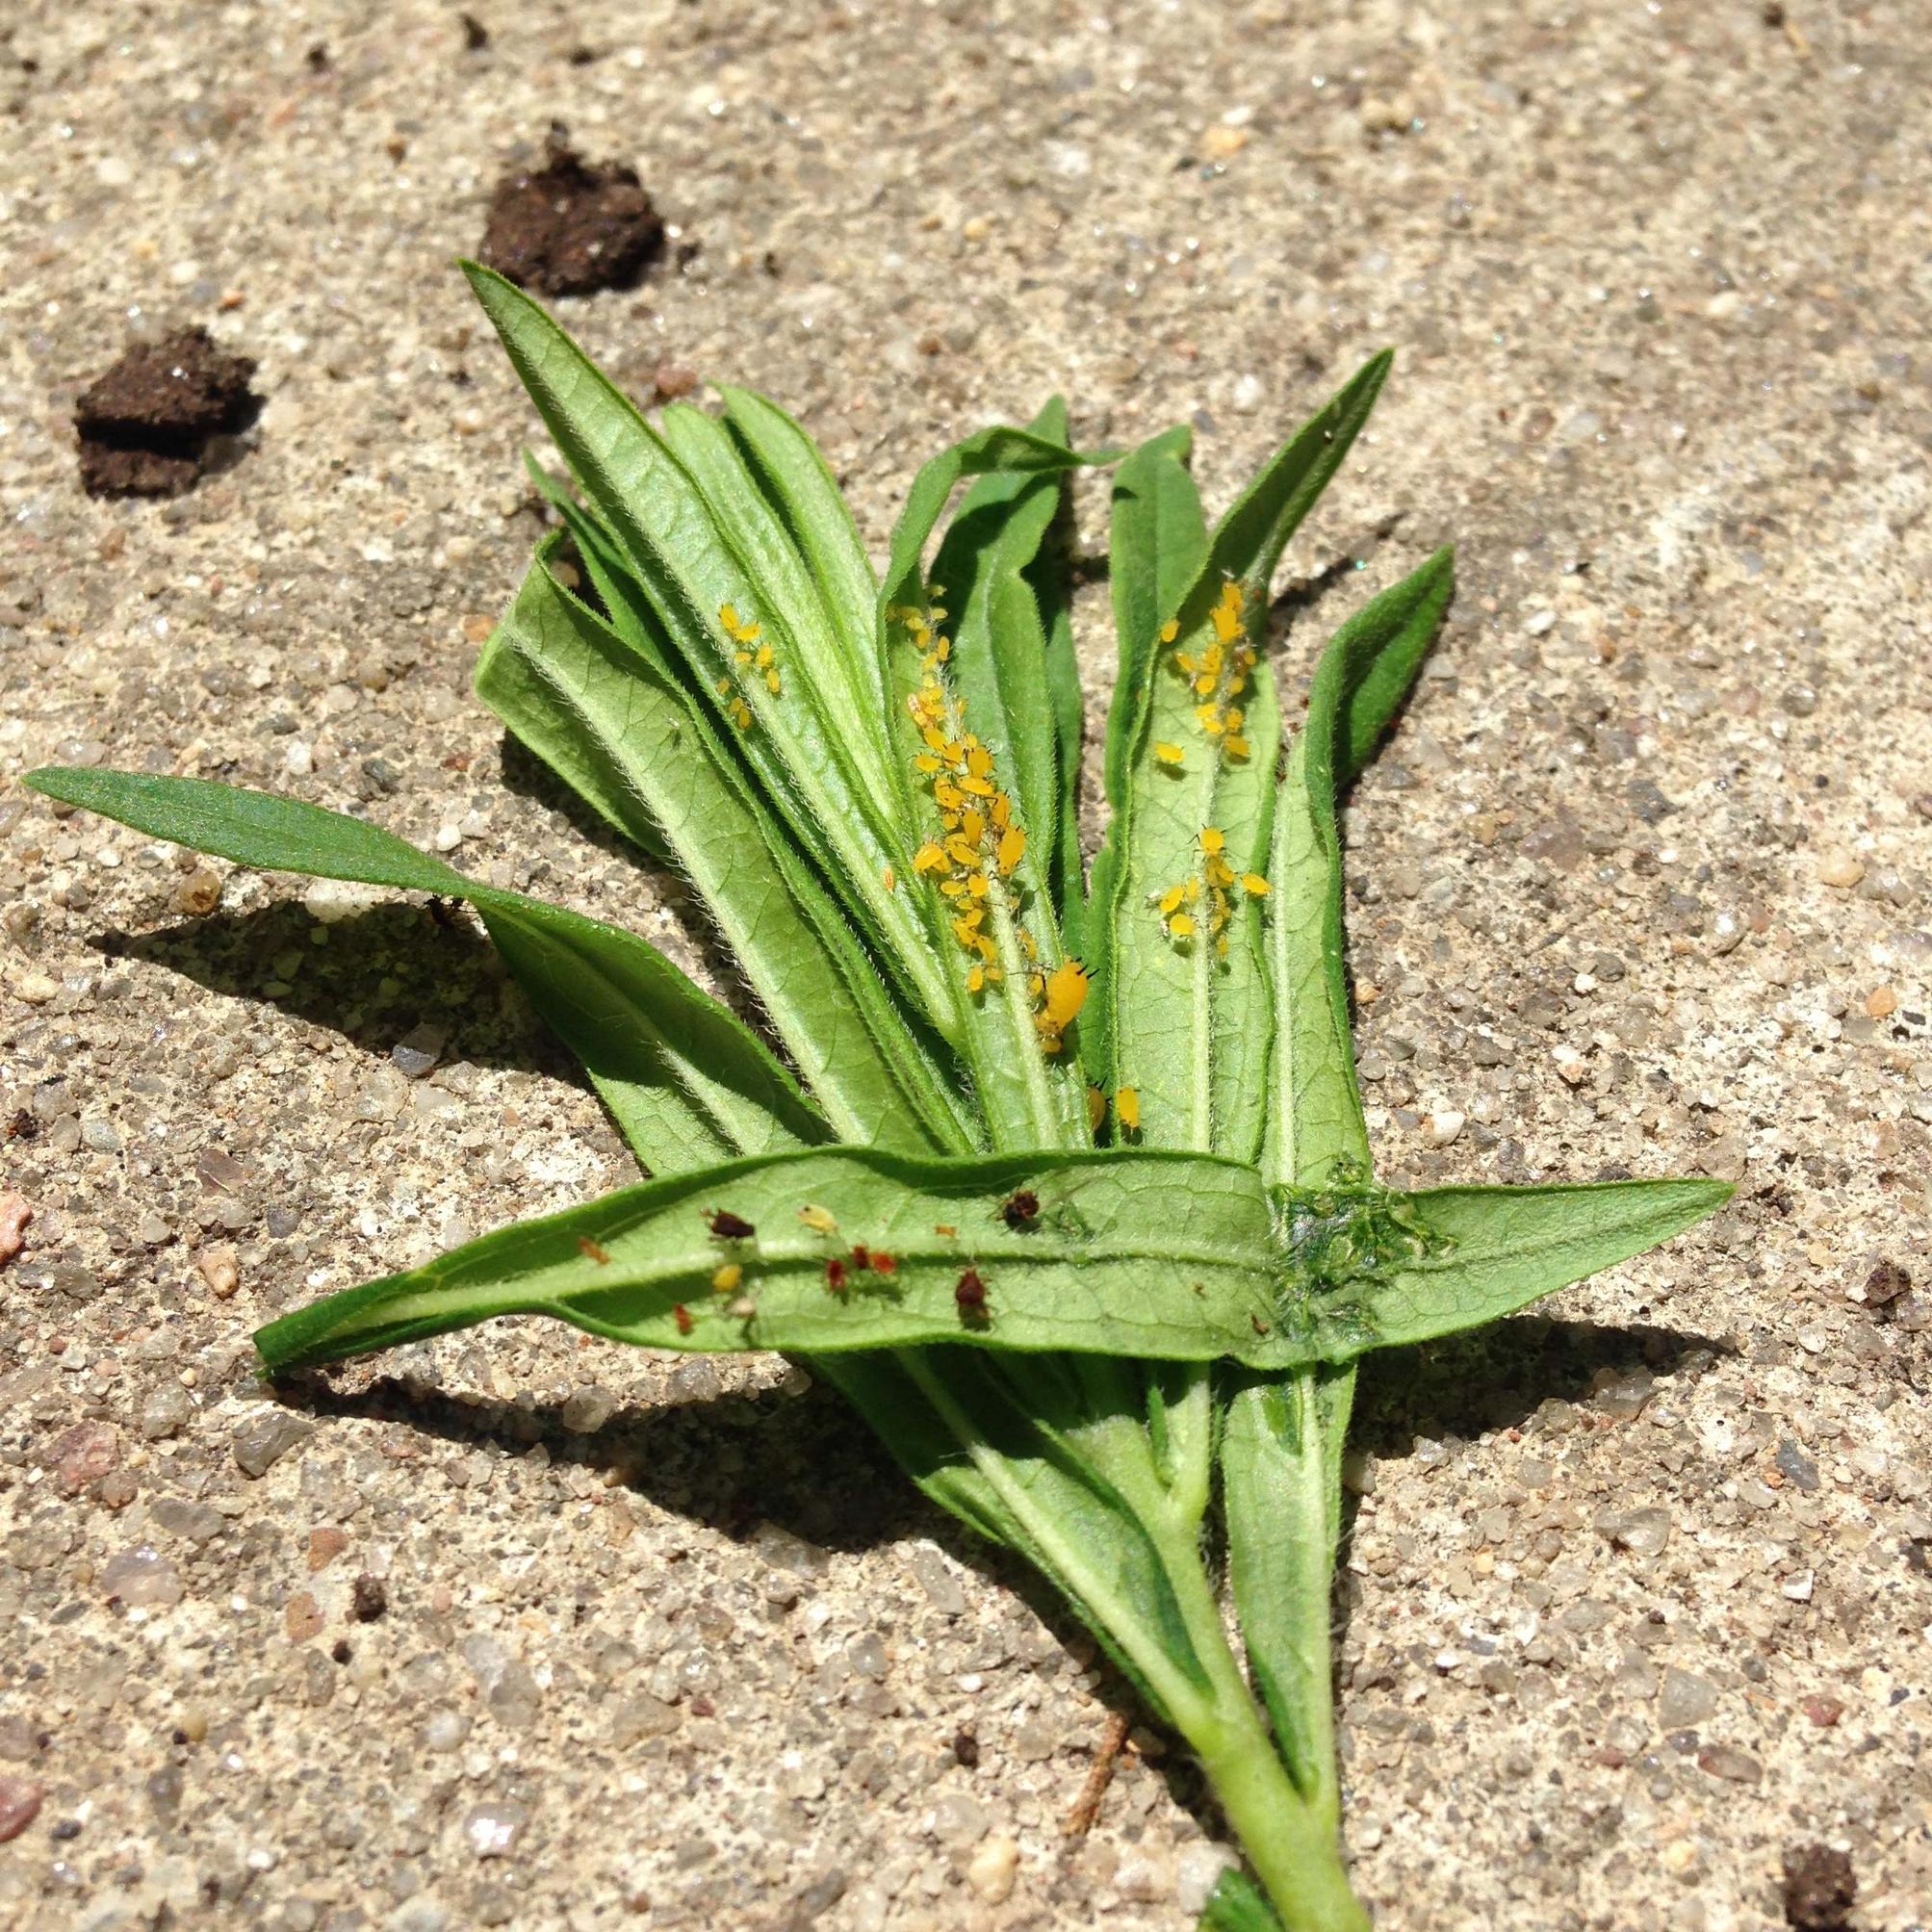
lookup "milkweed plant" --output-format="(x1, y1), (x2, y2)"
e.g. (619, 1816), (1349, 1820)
(29, 265), (1728, 1931)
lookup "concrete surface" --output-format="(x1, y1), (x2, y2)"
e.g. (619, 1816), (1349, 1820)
(2, 3), (1929, 1929)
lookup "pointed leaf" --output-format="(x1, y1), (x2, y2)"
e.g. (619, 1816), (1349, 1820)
(1104, 425), (1206, 807)
(23, 769), (826, 1172)
(479, 537), (976, 1155)
(464, 262), (960, 1040)
(1263, 550), (1455, 1188)
(1292, 1176), (1734, 1360)
(251, 1146), (1290, 1373)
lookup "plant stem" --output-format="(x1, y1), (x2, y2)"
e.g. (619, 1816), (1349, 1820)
(1148, 1519), (1367, 1932)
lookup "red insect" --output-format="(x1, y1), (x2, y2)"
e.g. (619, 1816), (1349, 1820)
(706, 1209), (756, 1241)
(869, 1250), (898, 1277)
(999, 1189), (1040, 1229)
(577, 1235), (612, 1265)
(955, 1268), (989, 1325)
(672, 1303), (695, 1336)
(824, 1257), (848, 1296)
(849, 1243), (871, 1272)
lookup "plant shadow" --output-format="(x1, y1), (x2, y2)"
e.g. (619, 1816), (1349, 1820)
(264, 1305), (1724, 1841)
(96, 901), (585, 1089)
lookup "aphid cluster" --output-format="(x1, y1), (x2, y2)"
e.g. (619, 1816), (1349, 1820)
(1153, 824), (1269, 955)
(894, 597), (1089, 1050)
(712, 601), (778, 730)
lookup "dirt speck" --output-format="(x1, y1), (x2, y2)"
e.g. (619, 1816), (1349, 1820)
(1782, 1842), (1855, 1931)
(74, 326), (260, 499)
(477, 136), (664, 297)
(350, 1573), (389, 1622)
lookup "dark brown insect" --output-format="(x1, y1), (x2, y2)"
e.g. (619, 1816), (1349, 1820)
(824, 1257), (848, 1296)
(999, 1189), (1040, 1229)
(706, 1209), (756, 1241)
(577, 1235), (612, 1265)
(870, 1249), (898, 1276)
(426, 896), (461, 929)
(6, 1108), (38, 1143)
(1249, 1313), (1271, 1337)
(848, 1243), (871, 1272)
(955, 1268), (989, 1325)
(672, 1303), (694, 1335)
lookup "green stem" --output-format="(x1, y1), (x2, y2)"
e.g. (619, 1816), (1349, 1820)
(1148, 1508), (1367, 1932)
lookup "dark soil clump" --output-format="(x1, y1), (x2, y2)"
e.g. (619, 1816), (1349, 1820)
(74, 326), (260, 499)
(1781, 1842), (1855, 1931)
(477, 137), (663, 296)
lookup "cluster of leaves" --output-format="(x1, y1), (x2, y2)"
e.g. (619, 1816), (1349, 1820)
(27, 266), (1727, 1931)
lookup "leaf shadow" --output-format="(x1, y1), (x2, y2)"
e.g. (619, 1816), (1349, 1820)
(272, 1354), (1209, 1830)
(94, 901), (583, 1088)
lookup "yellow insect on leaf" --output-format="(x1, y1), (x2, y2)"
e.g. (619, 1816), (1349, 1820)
(797, 1204), (838, 1235)
(1154, 742), (1186, 767)
(718, 602), (741, 633)
(1170, 912), (1197, 939)
(996, 823), (1026, 877)
(914, 836), (949, 872)
(1241, 873), (1271, 897)
(1116, 1086), (1142, 1133)
(966, 963), (986, 993)
(712, 1262), (743, 1294)
(882, 864), (896, 892)
(1158, 883), (1186, 915)
(1159, 618), (1180, 644)
(1199, 827), (1225, 856)
(1043, 958), (1090, 1030)
(1086, 1085), (1106, 1135)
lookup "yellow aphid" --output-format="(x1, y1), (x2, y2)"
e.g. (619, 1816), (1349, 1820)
(1158, 883), (1186, 915)
(731, 700), (754, 730)
(914, 752), (941, 775)
(962, 807), (986, 845)
(966, 963), (986, 993)
(765, 669), (783, 695)
(966, 744), (993, 778)
(1159, 619), (1180, 644)
(1241, 873), (1270, 897)
(1176, 653), (1197, 676)
(940, 878), (966, 899)
(882, 864), (896, 892)
(1225, 735), (1251, 759)
(798, 1203), (839, 1235)
(1087, 1085), (1106, 1135)
(946, 835), (979, 869)
(1154, 742), (1185, 766)
(735, 649), (752, 666)
(1199, 827), (1225, 855)
(1208, 858), (1236, 889)
(923, 724), (949, 754)
(991, 792), (1012, 829)
(959, 774), (994, 798)
(1212, 605), (1242, 645)
(966, 872), (990, 898)
(756, 644), (774, 669)
(718, 602), (741, 632)
(1170, 913), (1197, 939)
(711, 1262), (743, 1294)
(716, 678), (733, 696)
(1043, 959), (1090, 1030)
(914, 841), (947, 875)
(996, 824), (1026, 877)
(1116, 1086), (1142, 1133)
(951, 915), (983, 948)
(1027, 971), (1044, 1002)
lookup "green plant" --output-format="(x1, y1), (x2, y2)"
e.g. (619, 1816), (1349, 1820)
(26, 266), (1729, 1931)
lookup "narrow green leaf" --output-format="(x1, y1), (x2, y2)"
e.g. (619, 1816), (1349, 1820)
(717, 383), (884, 722)
(251, 1146), (1287, 1373)
(1104, 425), (1206, 808)
(478, 538), (977, 1154)
(1263, 549), (1455, 1189)
(464, 262), (961, 1043)
(1220, 1364), (1352, 1812)
(1293, 1176), (1735, 1361)
(1034, 525), (1089, 961)
(23, 769), (826, 1172)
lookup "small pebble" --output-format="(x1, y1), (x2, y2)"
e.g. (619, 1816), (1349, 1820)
(0, 1775), (42, 1842)
(559, 1385), (619, 1433)
(965, 1836), (1018, 1904)
(197, 1247), (241, 1299)
(1816, 852), (1865, 889)
(139, 1383), (194, 1439)
(1695, 1743), (1763, 1784)
(0, 1193), (31, 1265)
(100, 1544), (184, 1609)
(233, 1409), (314, 1479)
(1658, 1667), (1718, 1728)
(391, 1023), (447, 1078)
